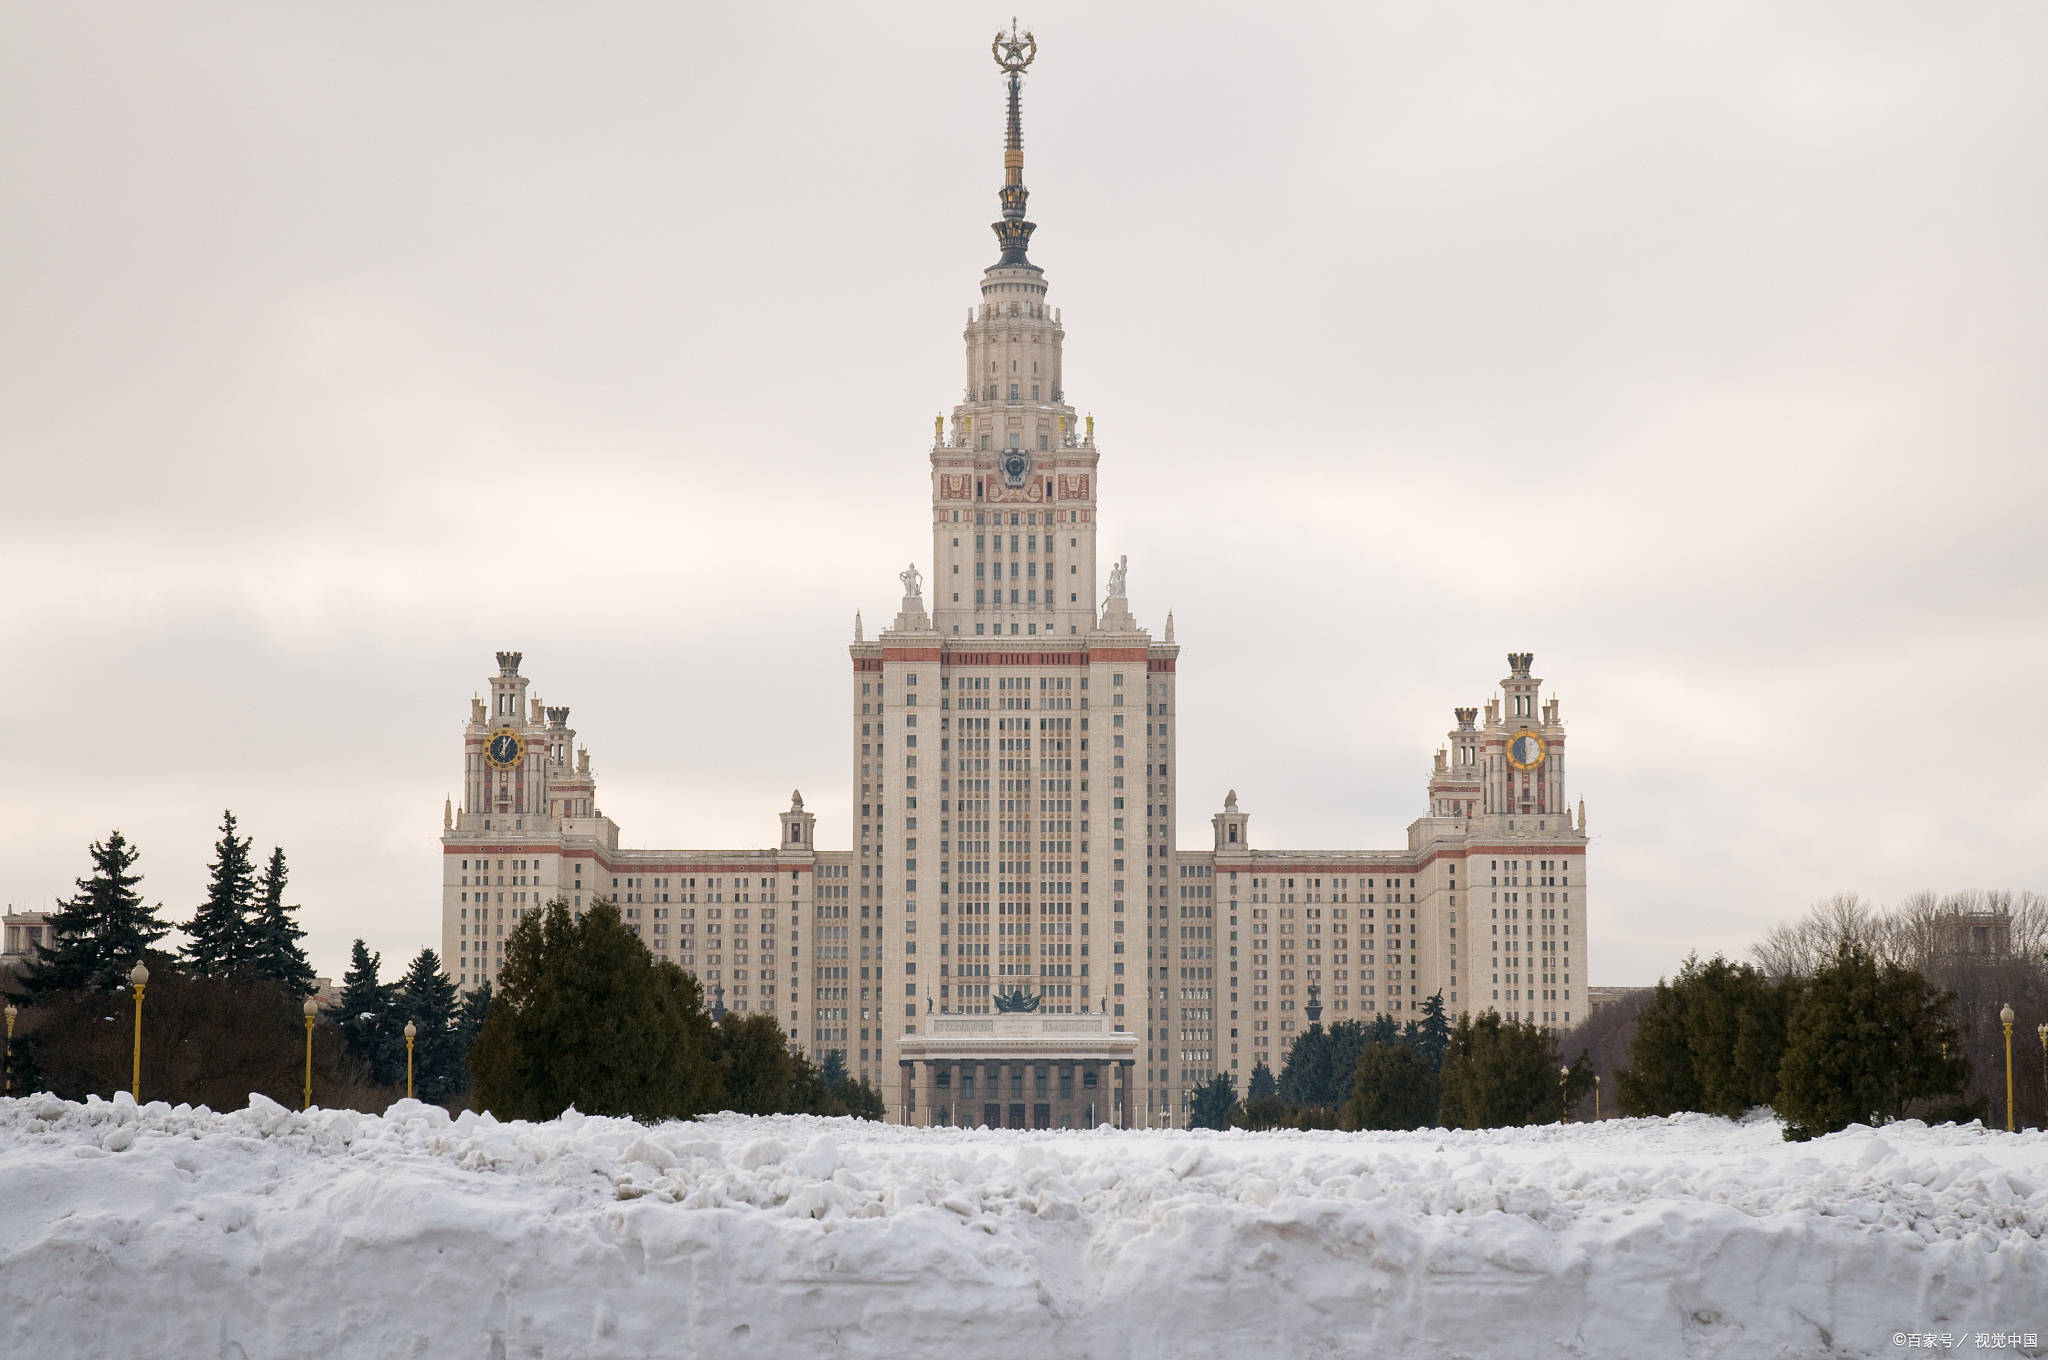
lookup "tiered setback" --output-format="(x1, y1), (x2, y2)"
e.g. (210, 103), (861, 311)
(3, 1095), (2043, 1358)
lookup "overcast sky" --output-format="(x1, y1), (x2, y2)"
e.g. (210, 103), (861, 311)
(4, 2), (2043, 990)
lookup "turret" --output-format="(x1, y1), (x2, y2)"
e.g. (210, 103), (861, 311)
(780, 789), (817, 850)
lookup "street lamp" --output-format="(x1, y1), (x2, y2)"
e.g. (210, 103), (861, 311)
(1593, 1073), (1601, 1122)
(1999, 1004), (2015, 1133)
(1560, 1065), (1570, 1125)
(302, 998), (317, 1111)
(128, 961), (149, 1103)
(404, 1021), (418, 1100)
(4, 1003), (16, 1097)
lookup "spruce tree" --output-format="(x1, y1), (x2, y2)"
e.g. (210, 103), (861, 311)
(14, 830), (170, 997)
(453, 980), (493, 1051)
(184, 811), (260, 977)
(1437, 1010), (1568, 1129)
(820, 1048), (849, 1088)
(1616, 968), (1705, 1116)
(716, 1011), (796, 1115)
(1681, 955), (1790, 1116)
(1188, 1072), (1237, 1129)
(329, 938), (400, 1086)
(395, 949), (462, 1101)
(468, 898), (722, 1122)
(1415, 992), (1452, 1074)
(1776, 945), (1967, 1142)
(1341, 1042), (1438, 1130)
(247, 847), (316, 996)
(1247, 1059), (1278, 1100)
(1277, 1025), (1333, 1106)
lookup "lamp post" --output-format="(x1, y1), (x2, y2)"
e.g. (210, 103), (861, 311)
(1560, 1065), (1570, 1125)
(4, 1003), (16, 1097)
(128, 961), (149, 1103)
(1593, 1072), (1601, 1122)
(302, 998), (317, 1111)
(404, 1021), (417, 1100)
(1999, 1004), (2015, 1133)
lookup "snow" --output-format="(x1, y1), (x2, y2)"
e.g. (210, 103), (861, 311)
(3, 1095), (2043, 1359)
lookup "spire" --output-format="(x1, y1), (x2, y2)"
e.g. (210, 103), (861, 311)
(991, 23), (1038, 267)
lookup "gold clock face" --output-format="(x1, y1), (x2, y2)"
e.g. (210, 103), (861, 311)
(485, 728), (525, 770)
(1506, 729), (1547, 770)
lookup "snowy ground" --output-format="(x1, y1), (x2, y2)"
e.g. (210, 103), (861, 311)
(2, 1095), (2043, 1360)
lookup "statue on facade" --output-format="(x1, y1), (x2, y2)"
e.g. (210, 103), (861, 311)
(900, 562), (923, 598)
(1105, 554), (1128, 600)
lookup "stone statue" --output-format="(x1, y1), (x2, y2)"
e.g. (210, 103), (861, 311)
(790, 789), (804, 811)
(1105, 554), (1128, 600)
(900, 562), (922, 598)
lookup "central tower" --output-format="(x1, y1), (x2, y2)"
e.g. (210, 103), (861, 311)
(930, 24), (1099, 640)
(853, 30), (1178, 1122)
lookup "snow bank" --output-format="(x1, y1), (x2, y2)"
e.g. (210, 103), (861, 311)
(3, 1094), (2043, 1359)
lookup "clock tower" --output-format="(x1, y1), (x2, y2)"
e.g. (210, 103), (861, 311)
(928, 25), (1099, 642)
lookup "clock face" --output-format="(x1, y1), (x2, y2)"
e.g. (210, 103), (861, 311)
(1001, 451), (1029, 486)
(486, 729), (525, 769)
(1506, 729), (1547, 770)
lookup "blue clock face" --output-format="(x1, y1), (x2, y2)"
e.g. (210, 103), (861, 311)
(487, 731), (523, 768)
(1507, 730), (1546, 770)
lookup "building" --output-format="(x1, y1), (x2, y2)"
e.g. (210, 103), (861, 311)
(3, 910), (52, 964)
(438, 31), (1591, 1126)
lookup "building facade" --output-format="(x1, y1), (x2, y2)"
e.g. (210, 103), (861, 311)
(438, 33), (1591, 1126)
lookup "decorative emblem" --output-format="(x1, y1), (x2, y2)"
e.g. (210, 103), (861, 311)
(485, 728), (525, 770)
(993, 23), (1036, 74)
(940, 473), (972, 500)
(992, 986), (1042, 1013)
(1506, 729), (1547, 770)
(1001, 449), (1030, 486)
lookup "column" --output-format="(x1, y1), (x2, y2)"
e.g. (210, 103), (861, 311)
(899, 1061), (914, 1126)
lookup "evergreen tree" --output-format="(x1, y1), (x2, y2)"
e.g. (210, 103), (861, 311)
(13, 830), (170, 997)
(1437, 1010), (1570, 1129)
(396, 949), (462, 1102)
(1368, 1014), (1401, 1045)
(1616, 969), (1702, 1116)
(835, 1077), (886, 1120)
(716, 1011), (796, 1114)
(1681, 955), (1791, 1116)
(1415, 992), (1452, 1074)
(1277, 1025), (1334, 1107)
(453, 980), (493, 1052)
(329, 938), (400, 1086)
(1246, 1059), (1278, 1100)
(1776, 945), (1968, 1142)
(468, 898), (722, 1122)
(1618, 954), (1794, 1118)
(1341, 1042), (1438, 1130)
(1188, 1072), (1237, 1129)
(183, 811), (260, 977)
(820, 1048), (849, 1088)
(247, 847), (316, 997)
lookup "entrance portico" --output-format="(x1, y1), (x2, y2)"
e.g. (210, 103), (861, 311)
(897, 1012), (1139, 1129)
